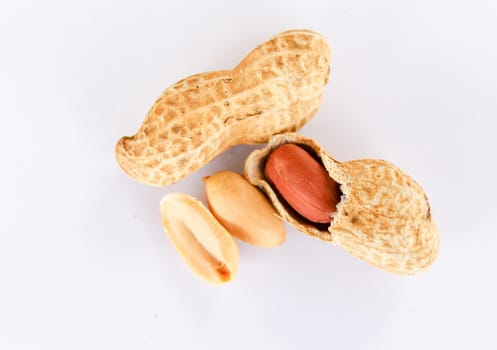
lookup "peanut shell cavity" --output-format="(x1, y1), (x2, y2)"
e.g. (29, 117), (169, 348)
(116, 29), (331, 186)
(264, 143), (341, 224)
(160, 193), (239, 284)
(245, 133), (440, 275)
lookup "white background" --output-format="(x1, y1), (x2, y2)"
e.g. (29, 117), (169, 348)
(1, 0), (496, 349)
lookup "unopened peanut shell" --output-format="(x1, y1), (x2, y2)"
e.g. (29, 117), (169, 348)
(116, 29), (331, 186)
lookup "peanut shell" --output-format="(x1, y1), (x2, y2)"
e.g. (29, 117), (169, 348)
(116, 29), (331, 186)
(245, 133), (440, 275)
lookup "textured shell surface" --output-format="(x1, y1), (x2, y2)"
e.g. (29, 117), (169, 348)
(116, 29), (331, 186)
(245, 133), (440, 275)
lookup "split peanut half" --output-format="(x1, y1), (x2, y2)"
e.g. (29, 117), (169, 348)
(116, 29), (331, 186)
(245, 133), (440, 275)
(204, 171), (286, 248)
(160, 193), (239, 284)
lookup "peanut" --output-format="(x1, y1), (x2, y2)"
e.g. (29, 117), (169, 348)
(204, 171), (285, 248)
(160, 193), (239, 284)
(264, 144), (341, 224)
(245, 133), (440, 275)
(116, 29), (331, 186)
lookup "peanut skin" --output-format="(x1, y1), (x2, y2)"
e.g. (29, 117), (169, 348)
(264, 144), (341, 223)
(116, 29), (331, 186)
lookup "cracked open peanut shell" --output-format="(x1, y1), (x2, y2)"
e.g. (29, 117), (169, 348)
(245, 133), (440, 275)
